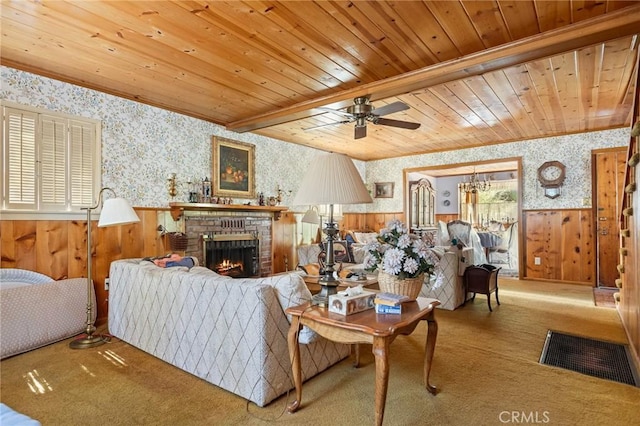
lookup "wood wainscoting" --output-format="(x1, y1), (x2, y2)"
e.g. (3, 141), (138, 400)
(340, 212), (404, 233)
(1, 208), (296, 323)
(1, 209), (168, 323)
(0, 207), (599, 323)
(522, 209), (595, 284)
(342, 210), (596, 285)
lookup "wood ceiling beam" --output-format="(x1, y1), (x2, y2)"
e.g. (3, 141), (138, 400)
(227, 4), (640, 133)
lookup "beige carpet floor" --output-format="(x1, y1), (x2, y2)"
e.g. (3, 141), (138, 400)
(1, 278), (638, 426)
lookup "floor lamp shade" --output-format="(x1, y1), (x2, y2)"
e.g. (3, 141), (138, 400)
(301, 207), (320, 224)
(98, 198), (140, 227)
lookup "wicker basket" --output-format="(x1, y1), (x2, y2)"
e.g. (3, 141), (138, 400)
(377, 272), (425, 301)
(168, 232), (189, 252)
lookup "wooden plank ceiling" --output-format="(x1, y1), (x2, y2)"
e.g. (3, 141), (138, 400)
(2, 1), (639, 161)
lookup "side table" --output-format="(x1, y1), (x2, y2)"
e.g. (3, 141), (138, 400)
(286, 297), (440, 426)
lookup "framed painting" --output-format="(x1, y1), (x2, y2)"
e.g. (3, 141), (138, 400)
(374, 182), (394, 198)
(212, 136), (256, 199)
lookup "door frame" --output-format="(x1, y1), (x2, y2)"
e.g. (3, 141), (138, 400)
(403, 157), (523, 277)
(592, 147), (627, 288)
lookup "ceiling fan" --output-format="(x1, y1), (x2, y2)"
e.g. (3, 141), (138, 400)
(306, 96), (421, 139)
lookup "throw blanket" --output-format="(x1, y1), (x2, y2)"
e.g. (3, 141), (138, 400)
(1, 403), (40, 425)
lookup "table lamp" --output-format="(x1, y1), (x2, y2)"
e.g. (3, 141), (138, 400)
(293, 152), (372, 305)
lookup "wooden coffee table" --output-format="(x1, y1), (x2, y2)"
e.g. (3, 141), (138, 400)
(286, 297), (440, 426)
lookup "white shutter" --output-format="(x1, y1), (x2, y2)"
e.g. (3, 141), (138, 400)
(2, 103), (100, 214)
(4, 108), (37, 209)
(69, 120), (96, 207)
(40, 115), (67, 209)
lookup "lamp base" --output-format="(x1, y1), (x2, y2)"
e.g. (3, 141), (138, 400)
(69, 333), (109, 349)
(311, 280), (339, 307)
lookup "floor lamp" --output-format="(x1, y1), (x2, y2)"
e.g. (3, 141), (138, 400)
(301, 206), (321, 244)
(70, 187), (140, 349)
(293, 152), (372, 305)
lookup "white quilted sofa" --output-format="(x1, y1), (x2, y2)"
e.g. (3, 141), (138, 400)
(0, 269), (92, 359)
(108, 259), (350, 407)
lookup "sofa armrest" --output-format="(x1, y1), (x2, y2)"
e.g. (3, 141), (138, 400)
(444, 246), (474, 275)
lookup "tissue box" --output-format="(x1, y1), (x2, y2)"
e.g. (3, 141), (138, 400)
(328, 290), (376, 315)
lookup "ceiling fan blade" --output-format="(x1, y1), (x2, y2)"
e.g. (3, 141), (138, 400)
(372, 101), (409, 117)
(355, 125), (367, 139)
(374, 117), (421, 130)
(317, 107), (355, 119)
(303, 120), (352, 131)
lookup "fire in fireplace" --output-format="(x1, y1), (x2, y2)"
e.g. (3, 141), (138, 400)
(202, 233), (260, 278)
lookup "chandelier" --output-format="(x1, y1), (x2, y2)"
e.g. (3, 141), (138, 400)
(461, 169), (491, 193)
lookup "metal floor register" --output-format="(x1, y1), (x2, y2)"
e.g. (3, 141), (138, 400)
(539, 330), (639, 387)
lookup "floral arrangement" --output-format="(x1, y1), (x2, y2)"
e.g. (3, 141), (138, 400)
(363, 219), (435, 279)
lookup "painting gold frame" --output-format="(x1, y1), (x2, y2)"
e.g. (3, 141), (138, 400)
(212, 136), (256, 199)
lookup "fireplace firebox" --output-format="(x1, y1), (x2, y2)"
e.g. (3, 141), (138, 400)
(202, 233), (260, 278)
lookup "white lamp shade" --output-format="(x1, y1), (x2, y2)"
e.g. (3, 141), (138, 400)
(98, 198), (140, 227)
(301, 208), (320, 224)
(293, 152), (373, 205)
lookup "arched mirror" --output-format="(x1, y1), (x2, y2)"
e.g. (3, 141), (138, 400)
(409, 178), (435, 234)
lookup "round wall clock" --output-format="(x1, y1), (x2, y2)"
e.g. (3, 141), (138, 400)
(442, 190), (451, 197)
(443, 199), (451, 206)
(537, 161), (566, 199)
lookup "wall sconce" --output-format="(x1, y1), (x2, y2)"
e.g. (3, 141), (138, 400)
(275, 184), (292, 205)
(168, 173), (178, 199)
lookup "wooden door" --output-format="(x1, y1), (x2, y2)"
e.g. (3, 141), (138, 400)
(594, 149), (627, 287)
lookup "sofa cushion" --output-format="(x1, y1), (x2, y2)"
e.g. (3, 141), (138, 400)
(354, 232), (378, 244)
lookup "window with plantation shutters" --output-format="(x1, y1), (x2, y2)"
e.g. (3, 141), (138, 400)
(4, 108), (37, 209)
(2, 103), (100, 214)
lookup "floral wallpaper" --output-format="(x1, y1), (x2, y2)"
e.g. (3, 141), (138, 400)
(1, 66), (630, 214)
(1, 66), (329, 210)
(366, 128), (629, 211)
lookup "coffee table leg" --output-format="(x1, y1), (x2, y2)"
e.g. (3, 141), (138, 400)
(287, 316), (303, 413)
(372, 336), (390, 426)
(423, 311), (438, 394)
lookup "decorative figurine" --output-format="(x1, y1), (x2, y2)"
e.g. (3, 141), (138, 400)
(202, 177), (211, 203)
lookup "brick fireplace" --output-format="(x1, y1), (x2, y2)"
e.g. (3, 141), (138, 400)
(182, 212), (274, 276)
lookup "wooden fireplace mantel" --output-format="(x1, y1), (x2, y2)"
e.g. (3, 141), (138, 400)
(169, 202), (288, 221)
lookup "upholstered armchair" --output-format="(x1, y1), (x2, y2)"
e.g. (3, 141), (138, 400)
(487, 222), (518, 269)
(447, 220), (472, 246)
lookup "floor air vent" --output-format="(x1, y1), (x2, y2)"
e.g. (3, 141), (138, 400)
(539, 330), (639, 387)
